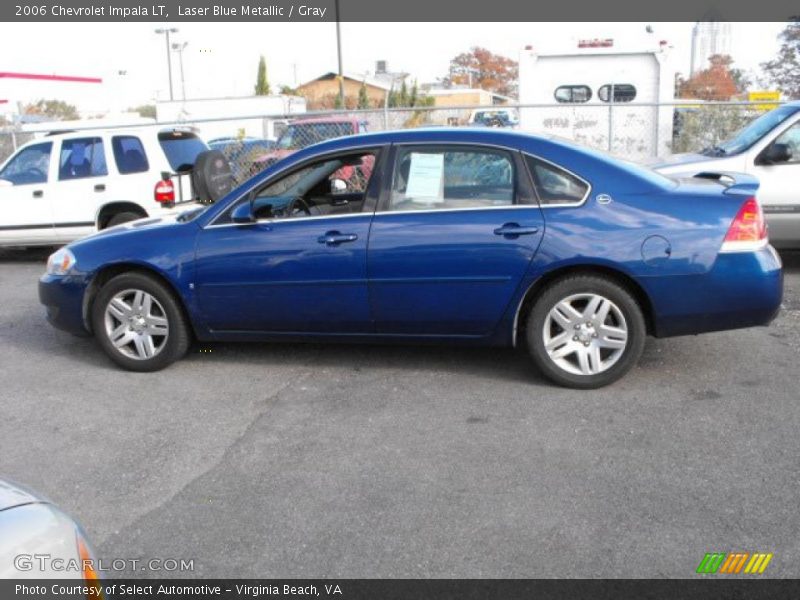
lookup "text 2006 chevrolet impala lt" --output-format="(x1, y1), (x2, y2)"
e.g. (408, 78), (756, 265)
(39, 129), (782, 388)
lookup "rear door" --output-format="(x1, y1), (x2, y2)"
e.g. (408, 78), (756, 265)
(367, 144), (545, 336)
(0, 141), (55, 244)
(52, 135), (111, 240)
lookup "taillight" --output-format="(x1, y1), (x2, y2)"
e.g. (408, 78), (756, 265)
(721, 197), (767, 252)
(154, 179), (175, 205)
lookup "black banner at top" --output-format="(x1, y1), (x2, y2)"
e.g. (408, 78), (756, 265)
(1, 0), (799, 22)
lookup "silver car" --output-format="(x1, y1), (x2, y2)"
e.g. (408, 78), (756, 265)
(0, 479), (100, 581)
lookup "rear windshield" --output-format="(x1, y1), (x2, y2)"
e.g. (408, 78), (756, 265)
(158, 131), (208, 172)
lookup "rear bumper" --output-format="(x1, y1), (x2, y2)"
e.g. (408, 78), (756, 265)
(643, 245), (783, 338)
(38, 274), (91, 336)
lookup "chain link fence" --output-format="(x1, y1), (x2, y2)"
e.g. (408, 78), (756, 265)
(0, 101), (780, 187)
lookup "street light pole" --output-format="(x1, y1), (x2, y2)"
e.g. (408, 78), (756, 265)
(172, 41), (188, 101)
(155, 27), (179, 101)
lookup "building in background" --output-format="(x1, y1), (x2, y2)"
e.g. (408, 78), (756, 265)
(690, 21), (732, 75)
(297, 62), (409, 110)
(420, 86), (512, 107)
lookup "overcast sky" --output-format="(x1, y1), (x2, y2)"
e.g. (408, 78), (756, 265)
(0, 21), (788, 112)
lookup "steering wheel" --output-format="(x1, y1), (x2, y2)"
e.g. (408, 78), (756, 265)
(285, 197), (317, 217)
(23, 167), (46, 181)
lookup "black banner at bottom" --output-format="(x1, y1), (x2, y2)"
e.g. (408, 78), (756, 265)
(4, 579), (800, 600)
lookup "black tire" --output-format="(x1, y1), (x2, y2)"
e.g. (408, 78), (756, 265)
(106, 212), (143, 228)
(90, 272), (190, 372)
(191, 149), (234, 203)
(526, 274), (646, 389)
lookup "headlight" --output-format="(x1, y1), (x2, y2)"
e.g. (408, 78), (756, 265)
(46, 248), (77, 276)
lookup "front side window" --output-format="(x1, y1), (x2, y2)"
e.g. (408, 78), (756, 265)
(525, 155), (589, 206)
(772, 122), (800, 164)
(59, 137), (108, 180)
(217, 151), (377, 224)
(112, 136), (149, 174)
(554, 85), (592, 103)
(598, 84), (637, 103)
(0, 142), (52, 185)
(388, 146), (514, 212)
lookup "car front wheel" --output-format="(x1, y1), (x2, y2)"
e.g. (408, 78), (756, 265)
(526, 275), (646, 389)
(91, 272), (190, 372)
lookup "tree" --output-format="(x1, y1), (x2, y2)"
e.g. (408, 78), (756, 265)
(254, 55), (270, 95)
(23, 99), (79, 120)
(357, 81), (369, 109)
(444, 47), (518, 98)
(676, 54), (739, 100)
(762, 19), (800, 99)
(129, 104), (156, 119)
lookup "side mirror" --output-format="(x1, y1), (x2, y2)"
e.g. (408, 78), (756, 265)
(330, 178), (347, 193)
(231, 202), (254, 224)
(758, 142), (793, 165)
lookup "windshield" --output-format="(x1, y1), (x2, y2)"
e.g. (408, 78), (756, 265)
(276, 122), (355, 150)
(713, 105), (800, 156)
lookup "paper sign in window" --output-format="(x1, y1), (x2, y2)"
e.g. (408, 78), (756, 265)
(405, 153), (444, 202)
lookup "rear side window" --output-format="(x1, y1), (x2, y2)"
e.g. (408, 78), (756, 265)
(525, 155), (589, 206)
(0, 142), (52, 185)
(59, 137), (108, 180)
(158, 131), (208, 172)
(388, 146), (514, 212)
(112, 136), (149, 174)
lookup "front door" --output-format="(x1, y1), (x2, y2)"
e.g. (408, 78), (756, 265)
(367, 144), (545, 336)
(194, 149), (381, 334)
(0, 141), (55, 245)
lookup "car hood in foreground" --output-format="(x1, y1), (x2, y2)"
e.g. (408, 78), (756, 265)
(0, 479), (42, 511)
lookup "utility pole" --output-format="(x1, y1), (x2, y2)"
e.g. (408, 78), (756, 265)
(335, 0), (345, 106)
(155, 27), (179, 101)
(172, 41), (188, 101)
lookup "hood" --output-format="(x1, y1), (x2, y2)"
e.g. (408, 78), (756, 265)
(645, 152), (712, 170)
(75, 210), (198, 245)
(0, 479), (44, 511)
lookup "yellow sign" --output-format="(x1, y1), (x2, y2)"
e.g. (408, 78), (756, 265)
(748, 91), (781, 111)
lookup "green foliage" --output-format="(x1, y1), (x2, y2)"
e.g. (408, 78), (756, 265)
(254, 55), (270, 96)
(129, 104), (156, 119)
(357, 81), (370, 109)
(761, 19), (800, 99)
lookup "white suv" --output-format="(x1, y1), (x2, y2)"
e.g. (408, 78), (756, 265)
(653, 101), (800, 248)
(0, 127), (208, 246)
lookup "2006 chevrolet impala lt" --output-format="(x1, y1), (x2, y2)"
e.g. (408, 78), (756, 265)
(39, 129), (783, 388)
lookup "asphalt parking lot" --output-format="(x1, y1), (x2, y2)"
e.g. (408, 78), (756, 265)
(1, 247), (799, 578)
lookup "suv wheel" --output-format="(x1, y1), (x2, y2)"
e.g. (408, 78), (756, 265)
(526, 275), (646, 389)
(91, 272), (190, 371)
(106, 212), (143, 228)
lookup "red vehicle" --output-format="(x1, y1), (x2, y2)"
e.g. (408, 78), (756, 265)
(251, 117), (369, 175)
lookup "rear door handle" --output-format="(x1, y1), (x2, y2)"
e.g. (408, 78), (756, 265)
(32, 190), (43, 198)
(317, 231), (358, 246)
(493, 223), (540, 238)
(94, 184), (106, 192)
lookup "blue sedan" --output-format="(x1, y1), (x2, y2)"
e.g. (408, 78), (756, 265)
(38, 129), (783, 388)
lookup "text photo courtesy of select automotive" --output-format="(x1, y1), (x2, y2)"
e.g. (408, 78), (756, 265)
(1, 15), (800, 588)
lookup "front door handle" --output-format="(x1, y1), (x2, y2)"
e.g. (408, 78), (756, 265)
(94, 184), (106, 192)
(317, 231), (358, 246)
(493, 223), (540, 238)
(32, 190), (43, 198)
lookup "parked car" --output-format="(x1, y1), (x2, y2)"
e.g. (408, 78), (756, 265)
(0, 478), (101, 581)
(0, 127), (209, 247)
(468, 108), (519, 128)
(39, 128), (782, 389)
(652, 101), (800, 248)
(250, 117), (368, 173)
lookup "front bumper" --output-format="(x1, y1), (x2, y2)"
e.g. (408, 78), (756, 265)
(38, 273), (91, 336)
(643, 244), (783, 338)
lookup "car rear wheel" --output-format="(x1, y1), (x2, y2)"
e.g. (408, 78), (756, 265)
(526, 275), (646, 389)
(91, 272), (190, 372)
